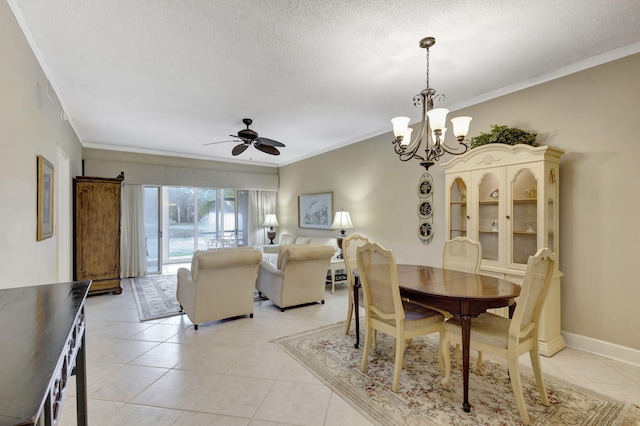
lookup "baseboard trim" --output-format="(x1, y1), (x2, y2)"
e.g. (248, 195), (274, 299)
(562, 331), (640, 367)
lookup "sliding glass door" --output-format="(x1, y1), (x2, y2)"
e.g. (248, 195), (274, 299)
(160, 187), (248, 265)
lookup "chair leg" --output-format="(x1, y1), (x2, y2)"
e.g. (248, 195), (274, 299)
(194, 324), (198, 330)
(360, 321), (373, 373)
(392, 334), (405, 392)
(441, 332), (451, 388)
(436, 329), (444, 375)
(530, 342), (549, 406)
(476, 351), (483, 371)
(507, 350), (530, 425)
(345, 294), (354, 335)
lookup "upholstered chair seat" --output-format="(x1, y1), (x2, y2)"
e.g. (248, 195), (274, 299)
(442, 248), (556, 425)
(176, 248), (262, 330)
(357, 242), (445, 392)
(256, 244), (335, 311)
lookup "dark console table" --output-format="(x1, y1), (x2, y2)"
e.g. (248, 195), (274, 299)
(0, 281), (90, 426)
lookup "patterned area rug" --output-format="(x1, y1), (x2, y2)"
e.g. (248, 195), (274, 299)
(130, 274), (268, 321)
(275, 324), (640, 426)
(130, 275), (183, 321)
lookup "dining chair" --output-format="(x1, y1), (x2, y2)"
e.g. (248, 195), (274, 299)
(442, 236), (483, 369)
(357, 242), (445, 392)
(442, 236), (482, 273)
(342, 233), (370, 335)
(441, 248), (556, 425)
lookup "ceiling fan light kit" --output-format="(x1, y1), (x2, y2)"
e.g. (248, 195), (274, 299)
(205, 118), (286, 156)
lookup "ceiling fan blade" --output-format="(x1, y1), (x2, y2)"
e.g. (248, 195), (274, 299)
(254, 143), (280, 156)
(231, 143), (249, 156)
(255, 137), (285, 147)
(203, 139), (237, 146)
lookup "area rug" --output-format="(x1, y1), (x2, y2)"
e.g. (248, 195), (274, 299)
(275, 323), (640, 426)
(130, 275), (184, 321)
(130, 274), (269, 321)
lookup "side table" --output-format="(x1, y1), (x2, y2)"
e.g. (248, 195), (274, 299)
(261, 244), (279, 254)
(329, 258), (346, 293)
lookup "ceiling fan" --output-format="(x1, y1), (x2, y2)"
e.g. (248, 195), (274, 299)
(204, 118), (285, 156)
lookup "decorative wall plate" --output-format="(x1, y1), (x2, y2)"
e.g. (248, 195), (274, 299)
(419, 200), (433, 218)
(417, 172), (434, 245)
(419, 222), (432, 237)
(419, 179), (433, 196)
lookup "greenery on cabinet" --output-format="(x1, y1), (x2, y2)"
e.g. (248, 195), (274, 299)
(470, 124), (538, 149)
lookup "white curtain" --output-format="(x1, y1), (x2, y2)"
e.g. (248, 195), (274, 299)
(121, 184), (147, 277)
(248, 190), (277, 246)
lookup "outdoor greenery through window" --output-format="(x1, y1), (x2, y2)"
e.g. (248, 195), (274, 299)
(168, 187), (248, 259)
(145, 186), (249, 269)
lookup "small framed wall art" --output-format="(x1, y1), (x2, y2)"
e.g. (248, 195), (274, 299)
(299, 192), (333, 229)
(37, 155), (54, 240)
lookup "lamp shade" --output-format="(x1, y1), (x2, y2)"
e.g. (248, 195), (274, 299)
(391, 116), (410, 138)
(426, 107), (449, 131)
(331, 210), (353, 230)
(401, 127), (413, 147)
(262, 214), (279, 227)
(451, 116), (472, 137)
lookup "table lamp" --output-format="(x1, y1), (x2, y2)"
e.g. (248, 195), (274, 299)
(331, 210), (353, 258)
(262, 213), (279, 244)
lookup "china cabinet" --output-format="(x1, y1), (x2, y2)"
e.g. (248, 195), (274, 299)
(442, 144), (565, 356)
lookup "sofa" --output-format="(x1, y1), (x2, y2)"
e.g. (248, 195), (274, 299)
(256, 244), (336, 311)
(262, 232), (339, 259)
(176, 248), (262, 329)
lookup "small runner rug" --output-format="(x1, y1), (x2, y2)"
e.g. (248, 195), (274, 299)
(130, 275), (183, 321)
(274, 323), (640, 426)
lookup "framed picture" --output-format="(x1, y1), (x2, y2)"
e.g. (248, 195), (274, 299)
(299, 192), (333, 229)
(37, 155), (54, 240)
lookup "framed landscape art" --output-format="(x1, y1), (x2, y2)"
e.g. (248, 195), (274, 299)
(37, 155), (54, 240)
(299, 192), (333, 229)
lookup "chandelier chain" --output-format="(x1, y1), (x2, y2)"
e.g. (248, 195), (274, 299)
(425, 45), (430, 90)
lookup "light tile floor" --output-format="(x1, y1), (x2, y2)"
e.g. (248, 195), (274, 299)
(58, 273), (640, 426)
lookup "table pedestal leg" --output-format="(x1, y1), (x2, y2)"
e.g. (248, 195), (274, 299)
(354, 276), (360, 348)
(461, 315), (471, 412)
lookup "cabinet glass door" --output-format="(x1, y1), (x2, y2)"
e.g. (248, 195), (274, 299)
(477, 173), (500, 261)
(511, 169), (538, 265)
(449, 178), (467, 238)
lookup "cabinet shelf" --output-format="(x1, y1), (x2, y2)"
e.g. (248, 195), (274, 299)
(513, 231), (537, 235)
(513, 199), (537, 203)
(479, 200), (499, 205)
(479, 229), (499, 233)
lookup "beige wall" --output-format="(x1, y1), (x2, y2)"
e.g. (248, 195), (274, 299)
(0, 2), (83, 288)
(3, 0), (639, 354)
(280, 53), (640, 352)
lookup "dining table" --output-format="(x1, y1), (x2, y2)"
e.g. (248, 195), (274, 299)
(353, 264), (521, 413)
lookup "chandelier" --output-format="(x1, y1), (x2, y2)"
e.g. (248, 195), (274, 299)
(391, 37), (472, 170)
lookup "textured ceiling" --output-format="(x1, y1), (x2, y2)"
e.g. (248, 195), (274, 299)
(8, 0), (640, 167)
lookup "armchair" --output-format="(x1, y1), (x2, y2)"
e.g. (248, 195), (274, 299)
(177, 248), (262, 330)
(256, 244), (335, 311)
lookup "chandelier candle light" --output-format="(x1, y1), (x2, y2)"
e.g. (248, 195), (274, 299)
(330, 210), (353, 259)
(262, 213), (279, 244)
(391, 37), (472, 170)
